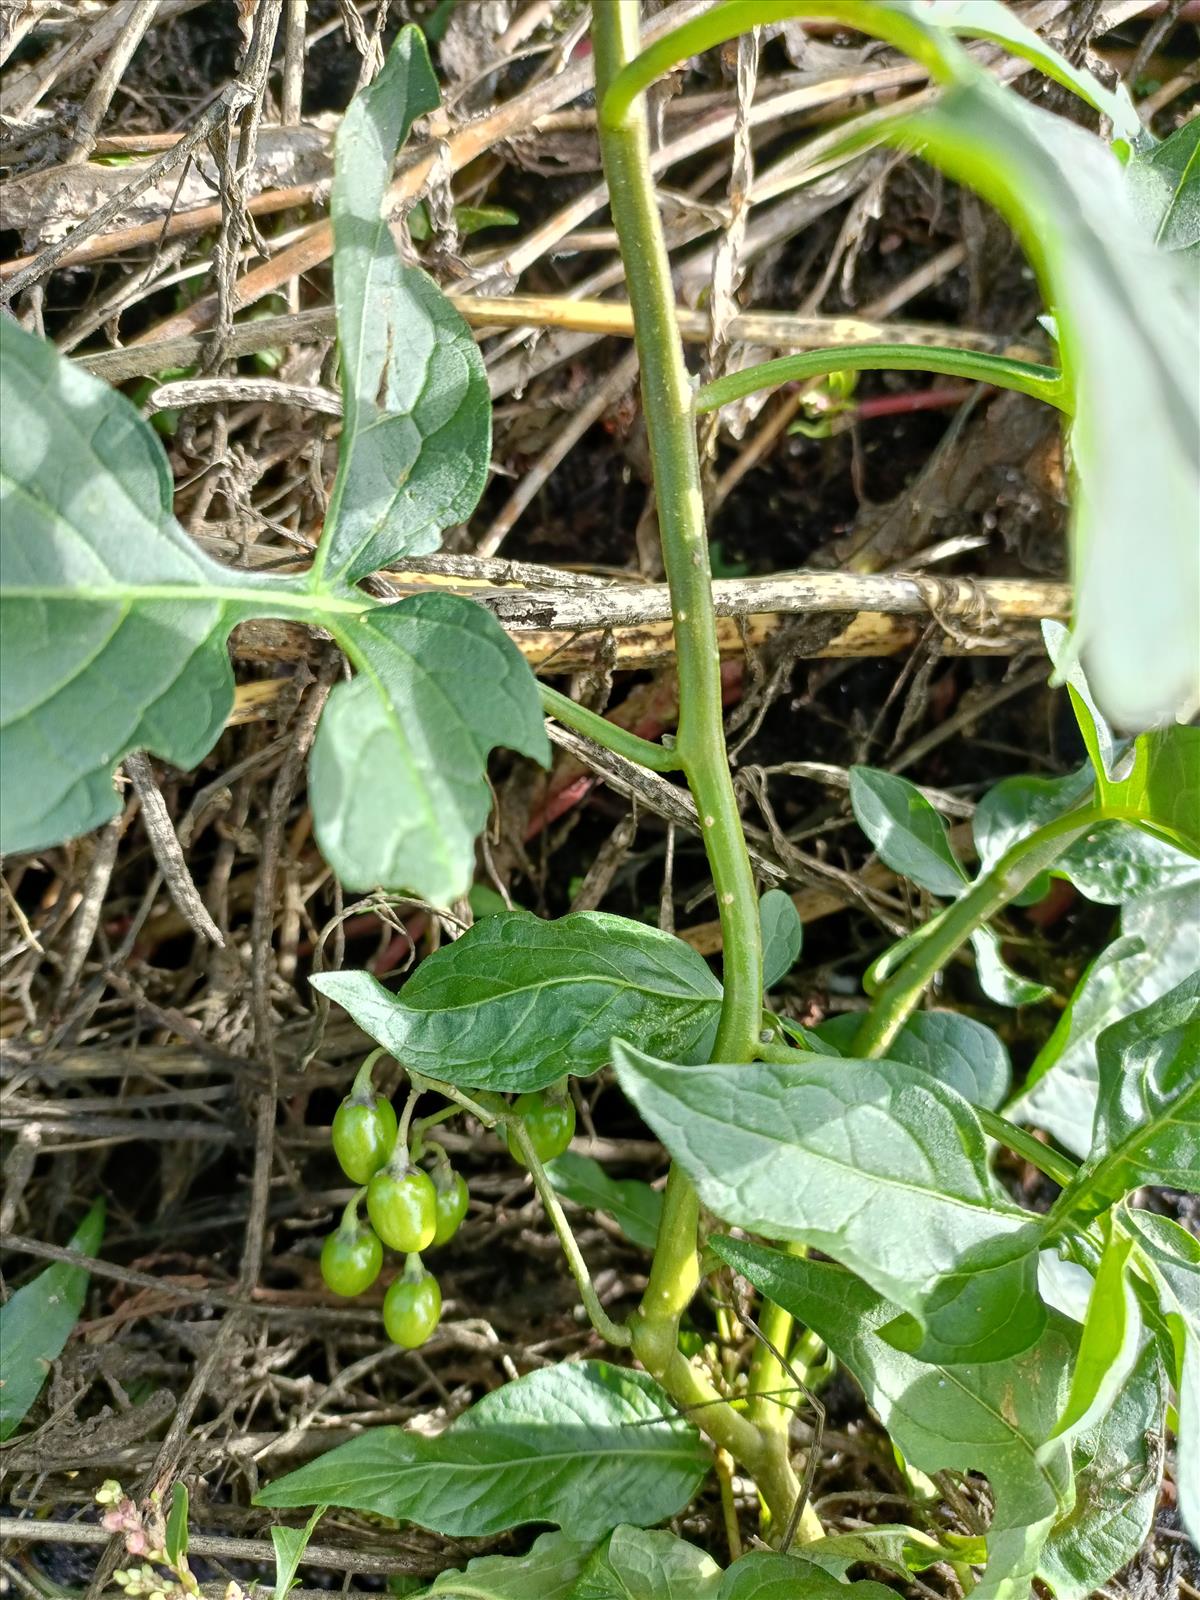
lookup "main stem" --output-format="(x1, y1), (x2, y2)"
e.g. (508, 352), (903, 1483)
(593, 0), (818, 1540)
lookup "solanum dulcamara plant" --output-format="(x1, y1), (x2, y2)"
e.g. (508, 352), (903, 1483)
(1, 3), (1196, 1596)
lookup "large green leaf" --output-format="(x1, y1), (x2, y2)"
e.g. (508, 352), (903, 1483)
(612, 1043), (1046, 1363)
(0, 1200), (105, 1440)
(1013, 885), (1200, 1157)
(1120, 1207), (1200, 1543)
(819, 1009), (1010, 1109)
(1051, 973), (1200, 1227)
(255, 1361), (707, 1539)
(574, 1527), (721, 1600)
(849, 766), (968, 898)
(714, 1240), (1075, 1600)
(544, 1153), (663, 1251)
(419, 1531), (594, 1598)
(0, 318), (302, 855)
(312, 27), (489, 586)
(309, 597), (549, 902)
(313, 911), (721, 1092)
(901, 71), (1199, 731)
(1039, 1335), (1167, 1600)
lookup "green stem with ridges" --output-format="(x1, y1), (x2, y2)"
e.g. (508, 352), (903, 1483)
(594, 0), (816, 1538)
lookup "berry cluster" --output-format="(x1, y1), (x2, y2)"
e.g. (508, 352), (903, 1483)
(321, 1056), (576, 1347)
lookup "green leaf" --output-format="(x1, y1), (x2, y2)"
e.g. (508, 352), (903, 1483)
(970, 927), (1054, 1008)
(714, 1239), (1075, 1600)
(0, 318), (298, 856)
(798, 1526), (986, 1581)
(164, 1482), (189, 1567)
(819, 1009), (1010, 1109)
(544, 1153), (663, 1250)
(849, 766), (968, 898)
(270, 1506), (325, 1600)
(313, 28), (489, 586)
(718, 1553), (895, 1599)
(1113, 725), (1200, 857)
(574, 1526), (721, 1600)
(759, 889), (802, 990)
(255, 1361), (707, 1539)
(309, 596), (549, 903)
(1051, 973), (1200, 1227)
(974, 771), (1199, 904)
(1013, 885), (1200, 1157)
(313, 911), (721, 1092)
(1128, 115), (1200, 255)
(1045, 1224), (1141, 1446)
(921, 0), (1143, 147)
(612, 1042), (1046, 1363)
(418, 1530), (593, 1598)
(1119, 1208), (1199, 1543)
(900, 73), (1200, 731)
(1039, 1335), (1167, 1600)
(0, 1199), (105, 1440)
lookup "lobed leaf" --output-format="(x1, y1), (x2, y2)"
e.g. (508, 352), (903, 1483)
(612, 1042), (1046, 1363)
(309, 596), (549, 904)
(714, 1240), (1075, 1599)
(313, 27), (489, 586)
(0, 1200), (105, 1440)
(1051, 973), (1200, 1227)
(313, 910), (722, 1092)
(255, 1361), (707, 1539)
(0, 318), (297, 855)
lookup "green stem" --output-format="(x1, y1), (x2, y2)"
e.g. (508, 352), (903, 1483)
(349, 1046), (387, 1103)
(853, 803), (1109, 1057)
(594, 0), (810, 1537)
(511, 1118), (633, 1348)
(593, 2), (761, 1067)
(599, 1), (969, 135)
(977, 1108), (1079, 1188)
(539, 682), (681, 772)
(693, 344), (1067, 416)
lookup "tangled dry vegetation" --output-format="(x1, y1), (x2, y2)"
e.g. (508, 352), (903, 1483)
(1, 2), (1197, 1596)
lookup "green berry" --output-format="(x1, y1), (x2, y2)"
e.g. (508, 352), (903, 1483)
(320, 1191), (382, 1297)
(432, 1168), (469, 1246)
(383, 1261), (442, 1348)
(332, 1093), (397, 1185)
(367, 1165), (437, 1253)
(506, 1089), (575, 1166)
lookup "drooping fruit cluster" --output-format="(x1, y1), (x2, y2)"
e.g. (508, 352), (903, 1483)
(321, 1057), (578, 1348)
(320, 1051), (469, 1349)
